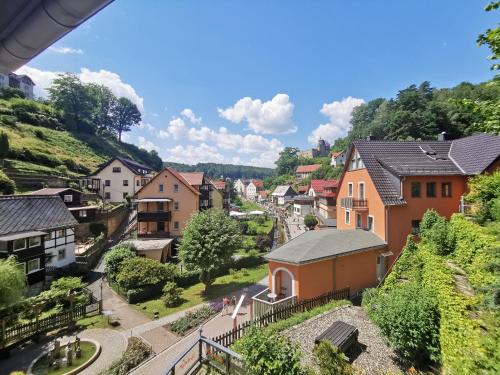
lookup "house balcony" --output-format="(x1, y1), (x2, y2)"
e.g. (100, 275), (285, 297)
(138, 231), (171, 239)
(137, 211), (172, 222)
(251, 288), (297, 319)
(340, 197), (368, 210)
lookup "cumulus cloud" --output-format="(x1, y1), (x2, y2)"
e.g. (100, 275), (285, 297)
(167, 143), (225, 165)
(48, 46), (83, 54)
(15, 66), (144, 112)
(138, 136), (159, 152)
(138, 122), (156, 131)
(308, 96), (365, 144)
(181, 108), (201, 124)
(218, 93), (296, 134)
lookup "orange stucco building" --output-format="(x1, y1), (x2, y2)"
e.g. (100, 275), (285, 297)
(262, 133), (500, 302)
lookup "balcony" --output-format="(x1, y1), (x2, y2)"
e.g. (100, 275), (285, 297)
(137, 211), (171, 222)
(251, 288), (297, 319)
(340, 197), (368, 209)
(138, 231), (171, 239)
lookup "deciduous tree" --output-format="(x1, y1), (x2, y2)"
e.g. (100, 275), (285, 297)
(0, 257), (26, 308)
(112, 97), (141, 142)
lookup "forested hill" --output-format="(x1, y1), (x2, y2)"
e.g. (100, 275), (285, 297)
(163, 161), (275, 179)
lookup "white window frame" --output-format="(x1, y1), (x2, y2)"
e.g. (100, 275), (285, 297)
(173, 184), (179, 192)
(112, 167), (121, 173)
(368, 215), (374, 232)
(174, 201), (179, 210)
(13, 238), (27, 251)
(29, 236), (41, 248)
(105, 180), (111, 186)
(345, 209), (351, 225)
(26, 258), (41, 274)
(56, 229), (65, 238)
(79, 210), (87, 218)
(159, 184), (164, 192)
(174, 221), (180, 230)
(123, 179), (129, 186)
(348, 183), (353, 197)
(358, 182), (365, 200)
(63, 194), (73, 203)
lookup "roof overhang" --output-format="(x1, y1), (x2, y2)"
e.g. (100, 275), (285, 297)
(134, 198), (172, 203)
(0, 230), (47, 241)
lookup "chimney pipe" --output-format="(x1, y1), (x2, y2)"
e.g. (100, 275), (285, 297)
(437, 131), (447, 141)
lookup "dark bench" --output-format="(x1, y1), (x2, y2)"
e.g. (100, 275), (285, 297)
(314, 321), (359, 353)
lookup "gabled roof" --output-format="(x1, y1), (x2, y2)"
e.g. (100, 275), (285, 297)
(331, 151), (343, 158)
(264, 229), (386, 264)
(180, 172), (204, 186)
(449, 133), (500, 174)
(297, 185), (309, 193)
(31, 188), (82, 196)
(90, 156), (152, 176)
(272, 185), (296, 196)
(310, 179), (338, 193)
(296, 164), (321, 173)
(212, 180), (226, 190)
(249, 179), (264, 188)
(0, 196), (78, 236)
(135, 167), (201, 196)
(259, 190), (269, 198)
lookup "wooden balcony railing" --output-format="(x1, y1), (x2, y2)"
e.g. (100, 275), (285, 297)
(137, 211), (171, 222)
(340, 197), (368, 209)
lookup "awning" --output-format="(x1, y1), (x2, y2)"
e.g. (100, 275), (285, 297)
(230, 211), (247, 217)
(248, 210), (265, 215)
(0, 231), (48, 241)
(381, 251), (394, 257)
(134, 198), (172, 203)
(68, 205), (99, 211)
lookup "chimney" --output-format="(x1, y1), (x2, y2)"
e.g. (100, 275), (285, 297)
(437, 131), (447, 141)
(366, 134), (374, 141)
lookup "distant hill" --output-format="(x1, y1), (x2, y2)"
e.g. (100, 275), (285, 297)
(163, 161), (275, 179)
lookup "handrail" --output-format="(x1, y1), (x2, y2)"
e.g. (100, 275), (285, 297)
(251, 289), (296, 306)
(162, 337), (200, 375)
(200, 336), (242, 359)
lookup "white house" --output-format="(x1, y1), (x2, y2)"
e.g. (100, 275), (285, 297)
(245, 180), (263, 200)
(271, 185), (297, 205)
(292, 196), (314, 217)
(81, 157), (153, 203)
(234, 179), (250, 196)
(0, 73), (35, 99)
(330, 151), (346, 167)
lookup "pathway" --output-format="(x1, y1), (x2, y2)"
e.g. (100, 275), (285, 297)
(285, 215), (307, 239)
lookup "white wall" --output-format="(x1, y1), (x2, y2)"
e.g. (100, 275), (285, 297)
(246, 183), (257, 199)
(44, 228), (76, 268)
(94, 159), (141, 202)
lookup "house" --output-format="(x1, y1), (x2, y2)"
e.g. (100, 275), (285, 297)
(234, 179), (250, 195)
(292, 195), (315, 217)
(209, 183), (224, 211)
(0, 72), (35, 99)
(180, 172), (213, 210)
(258, 190), (269, 203)
(316, 181), (338, 227)
(0, 195), (78, 285)
(261, 133), (500, 303)
(212, 180), (231, 212)
(30, 188), (98, 223)
(135, 167), (200, 239)
(295, 164), (321, 179)
(299, 139), (331, 158)
(124, 239), (173, 263)
(271, 185), (297, 205)
(245, 180), (264, 200)
(330, 151), (346, 167)
(80, 157), (153, 203)
(308, 179), (338, 209)
(297, 185), (309, 195)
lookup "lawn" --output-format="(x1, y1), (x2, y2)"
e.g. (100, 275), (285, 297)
(240, 199), (263, 212)
(134, 264), (269, 319)
(76, 313), (113, 330)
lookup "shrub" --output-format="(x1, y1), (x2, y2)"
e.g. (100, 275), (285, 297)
(364, 281), (440, 365)
(55, 164), (69, 176)
(89, 221), (107, 237)
(311, 340), (353, 375)
(102, 337), (151, 375)
(161, 282), (183, 307)
(255, 234), (272, 251)
(34, 129), (45, 139)
(104, 244), (136, 277)
(169, 305), (215, 335)
(0, 115), (16, 125)
(466, 172), (500, 223)
(0, 170), (15, 194)
(0, 87), (25, 99)
(304, 214), (317, 229)
(116, 257), (177, 290)
(233, 326), (303, 375)
(420, 209), (454, 255)
(240, 221), (248, 234)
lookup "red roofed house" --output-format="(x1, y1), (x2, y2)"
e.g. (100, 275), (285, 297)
(212, 180), (230, 212)
(180, 172), (213, 210)
(258, 190), (269, 203)
(295, 164), (321, 179)
(317, 180), (339, 226)
(246, 179), (264, 200)
(331, 151), (347, 167)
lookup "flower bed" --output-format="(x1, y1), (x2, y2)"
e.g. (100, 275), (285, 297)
(168, 303), (222, 336)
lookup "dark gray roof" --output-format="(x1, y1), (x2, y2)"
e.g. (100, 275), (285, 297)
(0, 195), (78, 236)
(90, 156), (152, 176)
(272, 185), (297, 197)
(449, 133), (500, 174)
(264, 229), (386, 264)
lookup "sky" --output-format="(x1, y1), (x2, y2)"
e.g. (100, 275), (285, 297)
(17, 0), (497, 167)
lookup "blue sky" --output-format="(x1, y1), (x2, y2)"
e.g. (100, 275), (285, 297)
(18, 0), (497, 167)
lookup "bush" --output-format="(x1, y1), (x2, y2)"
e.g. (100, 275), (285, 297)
(89, 221), (107, 237)
(363, 281), (440, 365)
(233, 326), (303, 375)
(240, 221), (248, 235)
(311, 340), (353, 375)
(55, 164), (69, 176)
(0, 115), (16, 125)
(102, 337), (151, 375)
(169, 305), (215, 335)
(116, 257), (177, 290)
(0, 87), (25, 99)
(104, 244), (136, 277)
(34, 129), (45, 139)
(161, 282), (183, 307)
(467, 172), (500, 223)
(304, 214), (317, 229)
(420, 209), (454, 255)
(174, 269), (201, 288)
(255, 234), (272, 251)
(0, 170), (16, 194)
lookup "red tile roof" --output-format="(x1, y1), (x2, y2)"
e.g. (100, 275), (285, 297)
(212, 180), (226, 190)
(310, 179), (338, 193)
(331, 151), (343, 158)
(250, 179), (264, 188)
(259, 190), (269, 197)
(179, 172), (204, 186)
(296, 164), (321, 173)
(297, 185), (309, 193)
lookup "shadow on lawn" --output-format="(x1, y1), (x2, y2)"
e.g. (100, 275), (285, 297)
(202, 280), (263, 300)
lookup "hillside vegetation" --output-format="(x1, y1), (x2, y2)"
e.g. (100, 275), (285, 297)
(163, 161), (275, 179)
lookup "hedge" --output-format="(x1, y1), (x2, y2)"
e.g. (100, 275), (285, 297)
(127, 283), (164, 304)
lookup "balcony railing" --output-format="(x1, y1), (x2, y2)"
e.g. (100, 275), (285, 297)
(138, 231), (171, 239)
(137, 211), (171, 222)
(251, 288), (297, 319)
(340, 197), (368, 209)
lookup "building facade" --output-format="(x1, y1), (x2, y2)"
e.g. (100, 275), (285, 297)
(234, 179), (249, 195)
(271, 185), (297, 205)
(212, 180), (230, 211)
(180, 172), (213, 210)
(0, 72), (35, 99)
(245, 180), (263, 200)
(295, 164), (321, 180)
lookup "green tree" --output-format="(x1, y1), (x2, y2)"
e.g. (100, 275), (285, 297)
(179, 209), (242, 290)
(104, 244), (137, 277)
(311, 340), (353, 375)
(112, 97), (141, 142)
(0, 131), (10, 168)
(87, 83), (117, 133)
(467, 171), (500, 222)
(116, 257), (177, 290)
(477, 1), (500, 70)
(276, 147), (300, 175)
(0, 87), (25, 100)
(304, 214), (317, 229)
(0, 170), (15, 194)
(233, 326), (304, 375)
(0, 257), (26, 308)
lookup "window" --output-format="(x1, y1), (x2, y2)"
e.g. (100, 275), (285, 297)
(411, 182), (421, 198)
(174, 201), (179, 210)
(105, 180), (111, 186)
(123, 179), (129, 186)
(63, 194), (73, 203)
(56, 229), (65, 238)
(105, 192), (111, 199)
(136, 180), (140, 186)
(441, 182), (452, 198)
(345, 210), (351, 225)
(411, 220), (421, 234)
(159, 184), (164, 192)
(426, 182), (436, 198)
(348, 183), (353, 197)
(174, 221), (180, 230)
(13, 238), (26, 251)
(26, 258), (40, 274)
(112, 167), (121, 173)
(58, 248), (66, 260)
(29, 236), (41, 247)
(368, 216), (374, 232)
(79, 210), (87, 218)
(359, 183), (365, 200)
(45, 231), (55, 241)
(173, 184), (179, 192)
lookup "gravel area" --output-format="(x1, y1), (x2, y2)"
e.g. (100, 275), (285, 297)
(78, 329), (127, 375)
(283, 306), (402, 375)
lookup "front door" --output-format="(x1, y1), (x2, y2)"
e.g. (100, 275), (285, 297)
(356, 213), (362, 228)
(157, 221), (165, 232)
(376, 255), (386, 281)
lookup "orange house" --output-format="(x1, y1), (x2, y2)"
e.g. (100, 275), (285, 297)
(261, 133), (500, 303)
(135, 167), (200, 239)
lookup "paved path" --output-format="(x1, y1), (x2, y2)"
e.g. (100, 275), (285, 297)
(285, 215), (307, 239)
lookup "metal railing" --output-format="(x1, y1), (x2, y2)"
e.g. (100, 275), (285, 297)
(340, 197), (368, 209)
(251, 289), (296, 319)
(137, 211), (172, 221)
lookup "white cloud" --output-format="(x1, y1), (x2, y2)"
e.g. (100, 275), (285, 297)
(308, 96), (365, 144)
(181, 108), (201, 124)
(166, 117), (188, 140)
(167, 143), (225, 165)
(15, 66), (144, 112)
(121, 133), (131, 142)
(138, 136), (159, 152)
(48, 46), (83, 54)
(138, 122), (155, 131)
(218, 93), (296, 134)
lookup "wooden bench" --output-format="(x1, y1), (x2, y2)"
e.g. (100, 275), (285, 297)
(314, 321), (359, 353)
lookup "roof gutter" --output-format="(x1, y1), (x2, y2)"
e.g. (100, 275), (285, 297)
(0, 0), (114, 73)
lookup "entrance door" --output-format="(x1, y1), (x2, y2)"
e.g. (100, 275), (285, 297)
(356, 213), (362, 228)
(376, 255), (386, 281)
(279, 270), (293, 298)
(157, 221), (165, 232)
(367, 216), (373, 231)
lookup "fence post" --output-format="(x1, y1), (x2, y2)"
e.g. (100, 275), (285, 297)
(225, 352), (231, 374)
(198, 327), (203, 365)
